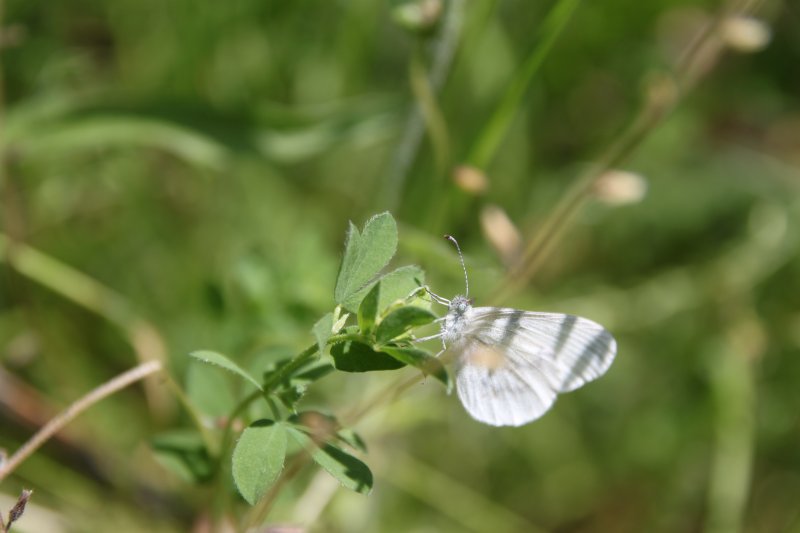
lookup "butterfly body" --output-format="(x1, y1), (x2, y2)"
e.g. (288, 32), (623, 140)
(442, 295), (472, 345)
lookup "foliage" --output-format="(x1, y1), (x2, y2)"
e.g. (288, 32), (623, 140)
(1, 0), (798, 531)
(177, 212), (442, 505)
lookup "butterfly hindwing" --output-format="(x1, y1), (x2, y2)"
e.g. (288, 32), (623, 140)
(454, 340), (562, 426)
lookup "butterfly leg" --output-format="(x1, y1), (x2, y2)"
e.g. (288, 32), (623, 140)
(403, 285), (428, 301)
(427, 289), (451, 306)
(405, 284), (450, 306)
(411, 332), (447, 357)
(412, 332), (442, 343)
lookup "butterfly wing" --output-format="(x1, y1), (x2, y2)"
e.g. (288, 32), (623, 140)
(453, 307), (617, 426)
(454, 340), (563, 426)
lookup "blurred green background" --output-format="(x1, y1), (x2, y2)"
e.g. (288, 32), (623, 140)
(1, 0), (799, 531)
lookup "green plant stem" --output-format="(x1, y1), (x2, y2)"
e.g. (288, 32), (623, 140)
(163, 375), (219, 455)
(409, 42), (450, 178)
(467, 0), (581, 170)
(215, 333), (365, 528)
(211, 341), (323, 526)
(216, 341), (327, 476)
(383, 0), (466, 208)
(218, 389), (262, 460)
(262, 343), (319, 393)
(211, 388), (262, 526)
(265, 397), (281, 420)
(706, 335), (757, 533)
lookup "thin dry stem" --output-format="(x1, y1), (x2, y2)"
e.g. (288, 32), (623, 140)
(0, 360), (162, 482)
(490, 0), (770, 303)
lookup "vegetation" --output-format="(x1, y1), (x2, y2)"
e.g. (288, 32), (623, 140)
(1, 0), (798, 531)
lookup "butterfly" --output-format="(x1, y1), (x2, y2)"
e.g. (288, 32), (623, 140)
(419, 235), (617, 427)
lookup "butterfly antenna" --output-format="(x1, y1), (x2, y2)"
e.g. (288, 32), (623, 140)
(444, 234), (469, 297)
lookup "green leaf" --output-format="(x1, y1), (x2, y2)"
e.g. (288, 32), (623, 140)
(312, 443), (373, 495)
(232, 420), (288, 505)
(291, 362), (335, 385)
(375, 265), (427, 309)
(334, 221), (361, 301)
(330, 340), (405, 372)
(382, 346), (451, 391)
(288, 428), (373, 495)
(151, 430), (214, 483)
(334, 212), (398, 308)
(375, 307), (437, 344)
(186, 361), (237, 418)
(337, 428), (368, 453)
(189, 350), (263, 391)
(343, 265), (427, 313)
(358, 282), (381, 334)
(312, 312), (334, 354)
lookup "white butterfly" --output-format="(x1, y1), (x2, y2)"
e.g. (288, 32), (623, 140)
(419, 235), (617, 427)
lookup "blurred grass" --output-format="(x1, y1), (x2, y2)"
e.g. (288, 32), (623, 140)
(1, 0), (800, 532)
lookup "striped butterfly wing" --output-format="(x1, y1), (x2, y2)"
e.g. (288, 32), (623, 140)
(453, 307), (617, 427)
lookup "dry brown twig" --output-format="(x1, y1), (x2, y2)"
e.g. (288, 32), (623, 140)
(0, 360), (163, 483)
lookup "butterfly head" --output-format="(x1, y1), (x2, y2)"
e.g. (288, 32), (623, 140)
(449, 295), (471, 316)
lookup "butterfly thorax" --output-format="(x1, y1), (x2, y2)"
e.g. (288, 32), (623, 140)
(442, 295), (472, 345)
